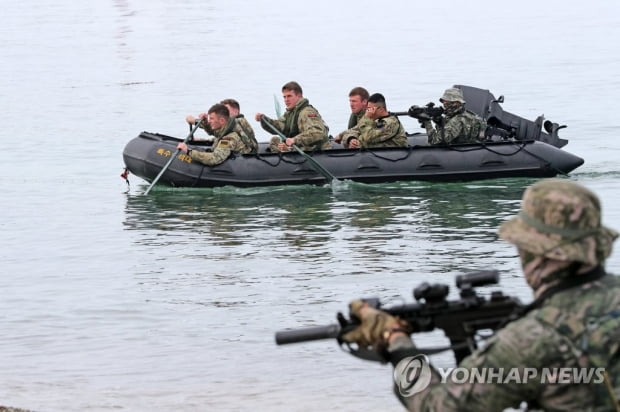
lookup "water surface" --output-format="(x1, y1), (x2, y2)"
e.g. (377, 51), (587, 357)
(1, 1), (620, 411)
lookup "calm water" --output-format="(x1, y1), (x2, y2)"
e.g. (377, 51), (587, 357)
(2, 1), (620, 411)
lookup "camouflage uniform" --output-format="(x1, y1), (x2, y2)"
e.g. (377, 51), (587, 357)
(262, 98), (331, 152)
(344, 115), (407, 148)
(348, 111), (365, 130)
(335, 111), (368, 144)
(425, 88), (487, 145)
(392, 179), (620, 411)
(234, 114), (258, 153)
(196, 115), (257, 153)
(339, 115), (374, 147)
(189, 118), (253, 166)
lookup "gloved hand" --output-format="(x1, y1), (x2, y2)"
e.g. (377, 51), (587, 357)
(418, 119), (431, 128)
(341, 300), (409, 349)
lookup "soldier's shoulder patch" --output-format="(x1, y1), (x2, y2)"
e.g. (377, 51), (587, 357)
(307, 113), (318, 118)
(217, 140), (230, 148)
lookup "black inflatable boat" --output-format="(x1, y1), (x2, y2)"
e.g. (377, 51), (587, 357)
(122, 85), (584, 188)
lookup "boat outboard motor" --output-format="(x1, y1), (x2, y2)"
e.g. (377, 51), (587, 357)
(455, 85), (568, 148)
(543, 120), (568, 145)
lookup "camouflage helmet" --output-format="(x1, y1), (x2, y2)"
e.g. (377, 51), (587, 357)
(499, 179), (618, 265)
(439, 88), (465, 104)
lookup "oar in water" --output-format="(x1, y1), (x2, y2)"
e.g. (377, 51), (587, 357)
(261, 118), (337, 184)
(144, 120), (202, 195)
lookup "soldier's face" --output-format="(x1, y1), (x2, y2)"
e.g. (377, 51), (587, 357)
(282, 90), (302, 109)
(442, 101), (460, 111)
(208, 113), (226, 130)
(349, 95), (368, 114)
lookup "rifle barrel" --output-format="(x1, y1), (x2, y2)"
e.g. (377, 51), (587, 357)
(456, 270), (499, 288)
(275, 324), (341, 345)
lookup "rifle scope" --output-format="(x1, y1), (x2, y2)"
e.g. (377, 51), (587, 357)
(455, 270), (499, 289)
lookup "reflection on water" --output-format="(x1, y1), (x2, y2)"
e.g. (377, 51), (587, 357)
(122, 179), (534, 284)
(124, 185), (337, 246)
(124, 178), (533, 244)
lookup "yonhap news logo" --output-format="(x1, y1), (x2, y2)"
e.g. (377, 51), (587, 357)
(393, 354), (433, 397)
(393, 355), (607, 398)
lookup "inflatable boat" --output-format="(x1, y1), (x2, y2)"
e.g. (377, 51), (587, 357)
(122, 85), (584, 188)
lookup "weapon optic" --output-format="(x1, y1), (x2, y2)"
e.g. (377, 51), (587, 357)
(392, 102), (444, 120)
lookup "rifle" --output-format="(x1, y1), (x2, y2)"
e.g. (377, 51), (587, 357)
(393, 102), (445, 121)
(275, 270), (523, 364)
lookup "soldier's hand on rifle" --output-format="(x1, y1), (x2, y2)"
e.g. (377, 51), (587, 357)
(341, 300), (410, 350)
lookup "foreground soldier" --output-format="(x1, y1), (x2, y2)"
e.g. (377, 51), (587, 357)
(255, 81), (331, 152)
(418, 87), (486, 145)
(177, 104), (255, 166)
(343, 93), (407, 149)
(343, 179), (620, 411)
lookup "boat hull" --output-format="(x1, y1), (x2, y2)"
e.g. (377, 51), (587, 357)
(122, 132), (584, 188)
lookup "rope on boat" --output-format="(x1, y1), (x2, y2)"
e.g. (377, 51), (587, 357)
(254, 153), (290, 168)
(255, 146), (412, 167)
(254, 151), (343, 168)
(248, 139), (565, 175)
(440, 141), (529, 156)
(363, 146), (415, 162)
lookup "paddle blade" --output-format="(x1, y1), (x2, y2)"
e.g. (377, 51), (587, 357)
(273, 94), (282, 118)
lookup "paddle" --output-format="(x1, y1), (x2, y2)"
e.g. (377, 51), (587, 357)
(273, 94), (283, 118)
(144, 120), (202, 195)
(261, 118), (337, 184)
